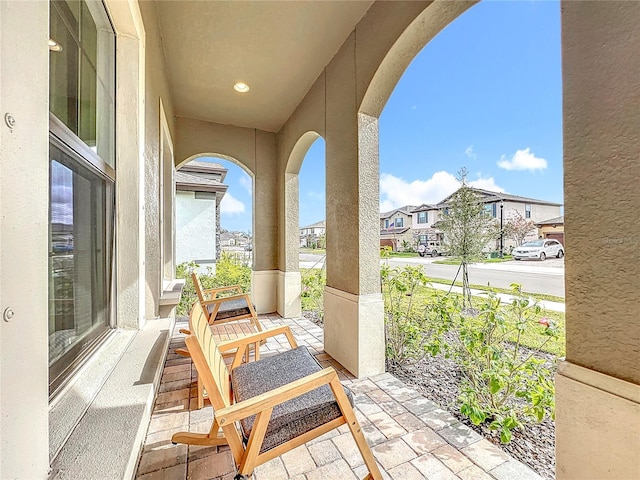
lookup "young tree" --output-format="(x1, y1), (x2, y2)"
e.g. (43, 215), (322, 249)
(502, 211), (536, 247)
(438, 168), (497, 309)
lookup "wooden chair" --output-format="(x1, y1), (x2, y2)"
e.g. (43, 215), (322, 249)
(171, 302), (383, 480)
(191, 272), (263, 332)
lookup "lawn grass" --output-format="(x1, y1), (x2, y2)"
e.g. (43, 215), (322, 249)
(299, 247), (326, 255)
(386, 284), (566, 357)
(433, 255), (513, 265)
(386, 252), (420, 258)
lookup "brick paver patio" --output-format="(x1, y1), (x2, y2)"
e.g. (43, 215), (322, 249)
(135, 315), (543, 480)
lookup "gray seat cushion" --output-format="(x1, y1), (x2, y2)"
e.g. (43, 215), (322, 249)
(230, 346), (353, 453)
(206, 297), (254, 321)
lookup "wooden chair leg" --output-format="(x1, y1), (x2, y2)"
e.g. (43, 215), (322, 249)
(329, 377), (383, 480)
(198, 376), (204, 410)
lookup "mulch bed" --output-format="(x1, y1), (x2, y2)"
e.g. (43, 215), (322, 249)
(301, 310), (556, 480)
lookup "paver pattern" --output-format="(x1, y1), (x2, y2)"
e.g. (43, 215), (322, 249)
(136, 315), (543, 480)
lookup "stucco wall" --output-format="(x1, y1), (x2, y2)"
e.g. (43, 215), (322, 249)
(139, 1), (176, 319)
(0, 2), (51, 477)
(175, 191), (217, 265)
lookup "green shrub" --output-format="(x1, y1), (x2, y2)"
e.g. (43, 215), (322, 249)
(454, 284), (558, 443)
(175, 253), (252, 316)
(301, 268), (325, 318)
(381, 265), (449, 366)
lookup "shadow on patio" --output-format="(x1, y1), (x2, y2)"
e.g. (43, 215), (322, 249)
(135, 315), (543, 480)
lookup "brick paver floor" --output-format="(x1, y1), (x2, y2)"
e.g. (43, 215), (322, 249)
(136, 315), (543, 480)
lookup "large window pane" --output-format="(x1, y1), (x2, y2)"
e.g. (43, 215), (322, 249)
(50, 0), (115, 167)
(49, 142), (113, 378)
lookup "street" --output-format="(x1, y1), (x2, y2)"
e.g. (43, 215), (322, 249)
(300, 253), (565, 298)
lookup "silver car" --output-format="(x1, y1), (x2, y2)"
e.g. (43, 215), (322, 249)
(513, 239), (564, 261)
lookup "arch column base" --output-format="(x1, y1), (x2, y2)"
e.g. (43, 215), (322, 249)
(252, 270), (278, 314)
(555, 361), (640, 479)
(277, 271), (301, 318)
(323, 286), (385, 378)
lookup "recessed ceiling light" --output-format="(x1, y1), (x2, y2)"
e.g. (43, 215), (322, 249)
(48, 39), (63, 52)
(233, 82), (250, 93)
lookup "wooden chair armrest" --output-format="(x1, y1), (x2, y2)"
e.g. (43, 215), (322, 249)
(222, 325), (297, 354)
(201, 293), (251, 306)
(216, 368), (337, 426)
(203, 285), (243, 296)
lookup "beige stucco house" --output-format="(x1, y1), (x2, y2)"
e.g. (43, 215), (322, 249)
(412, 188), (562, 251)
(536, 216), (565, 245)
(300, 220), (326, 248)
(0, 1), (637, 479)
(380, 206), (415, 251)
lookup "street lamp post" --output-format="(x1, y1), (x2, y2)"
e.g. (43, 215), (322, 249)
(499, 200), (504, 258)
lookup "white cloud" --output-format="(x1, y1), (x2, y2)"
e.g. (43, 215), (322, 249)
(238, 173), (252, 196)
(220, 193), (246, 215)
(497, 148), (547, 171)
(465, 145), (477, 160)
(379, 171), (506, 211)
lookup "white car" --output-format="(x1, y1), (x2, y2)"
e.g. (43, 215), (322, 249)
(513, 239), (564, 261)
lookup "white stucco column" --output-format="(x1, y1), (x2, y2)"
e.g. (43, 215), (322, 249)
(115, 33), (146, 329)
(557, 2), (640, 478)
(324, 34), (385, 378)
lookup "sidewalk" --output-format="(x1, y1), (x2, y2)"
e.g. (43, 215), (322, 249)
(428, 282), (565, 313)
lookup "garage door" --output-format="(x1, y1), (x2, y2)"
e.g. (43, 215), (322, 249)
(545, 232), (564, 245)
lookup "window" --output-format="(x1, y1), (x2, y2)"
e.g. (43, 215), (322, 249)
(418, 211), (427, 224)
(525, 204), (532, 218)
(384, 219), (389, 228)
(395, 218), (403, 228)
(419, 235), (427, 244)
(49, 0), (115, 397)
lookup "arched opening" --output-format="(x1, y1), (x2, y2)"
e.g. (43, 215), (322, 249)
(363, 2), (563, 477)
(174, 154), (255, 311)
(279, 132), (323, 317)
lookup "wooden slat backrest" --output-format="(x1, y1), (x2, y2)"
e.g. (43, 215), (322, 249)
(191, 272), (208, 302)
(188, 302), (232, 408)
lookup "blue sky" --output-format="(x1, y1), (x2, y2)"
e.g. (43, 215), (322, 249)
(203, 0), (562, 232)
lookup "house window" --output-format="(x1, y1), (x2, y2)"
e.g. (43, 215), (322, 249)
(418, 211), (427, 224)
(48, 0), (115, 397)
(525, 204), (532, 218)
(419, 235), (427, 244)
(384, 219), (389, 228)
(395, 218), (403, 228)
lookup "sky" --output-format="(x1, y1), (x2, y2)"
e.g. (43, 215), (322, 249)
(201, 0), (562, 232)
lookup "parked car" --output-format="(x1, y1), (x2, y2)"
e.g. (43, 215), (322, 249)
(417, 241), (447, 257)
(513, 239), (564, 261)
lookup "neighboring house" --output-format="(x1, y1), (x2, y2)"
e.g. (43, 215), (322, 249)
(412, 188), (562, 252)
(536, 216), (565, 245)
(220, 231), (252, 249)
(300, 220), (326, 248)
(175, 160), (228, 268)
(411, 203), (445, 247)
(380, 206), (415, 251)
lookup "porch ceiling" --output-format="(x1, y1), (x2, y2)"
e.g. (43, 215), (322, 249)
(156, 1), (374, 133)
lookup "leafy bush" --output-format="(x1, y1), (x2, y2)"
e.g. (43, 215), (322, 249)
(175, 253), (252, 316)
(381, 265), (449, 366)
(301, 268), (325, 319)
(454, 284), (558, 442)
(380, 270), (558, 443)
